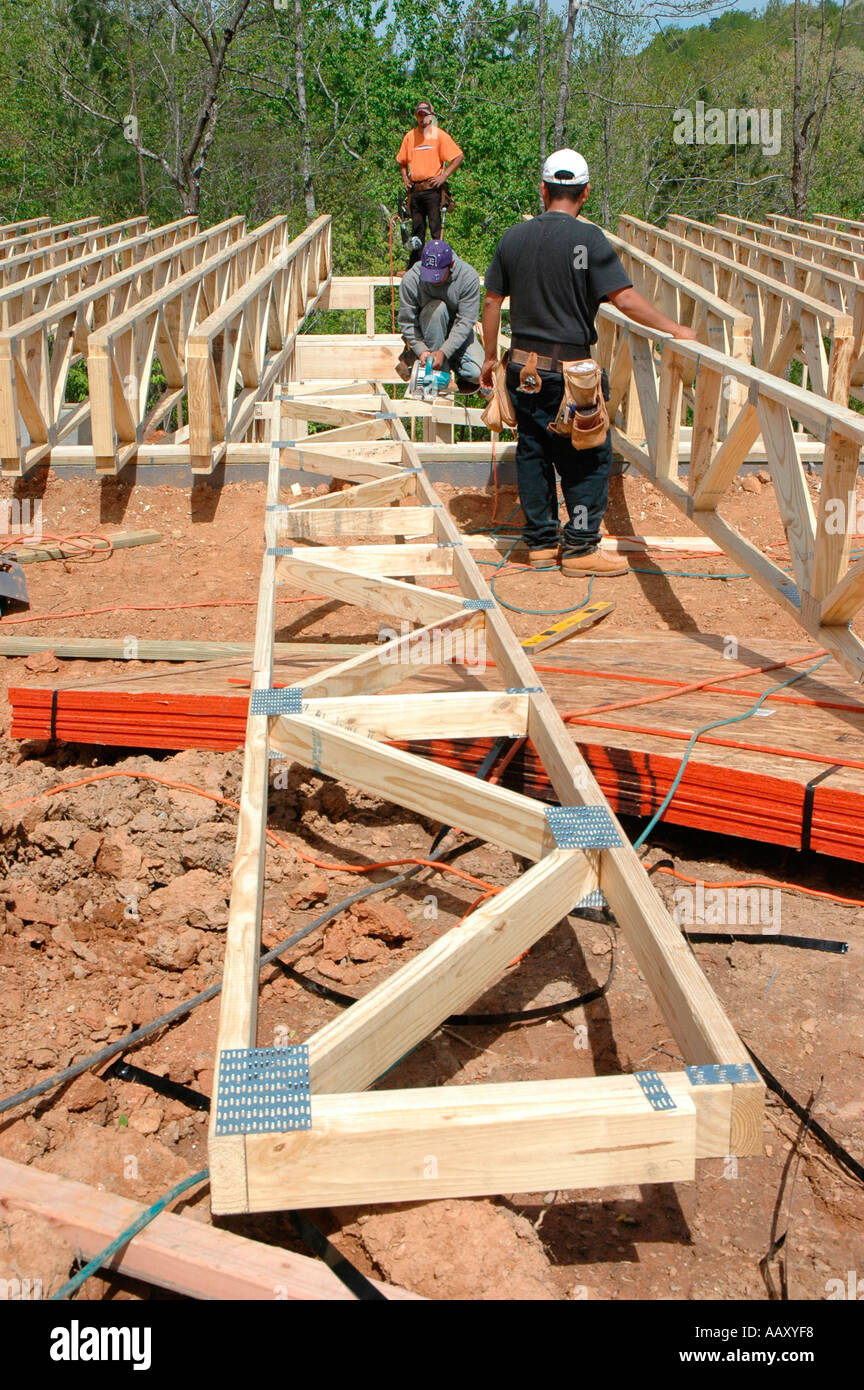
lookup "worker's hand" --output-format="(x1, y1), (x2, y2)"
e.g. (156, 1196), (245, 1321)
(480, 357), (498, 390)
(672, 325), (699, 341)
(424, 349), (446, 370)
(429, 171), (446, 188)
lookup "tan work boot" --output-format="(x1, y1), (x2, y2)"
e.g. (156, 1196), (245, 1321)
(561, 550), (628, 578)
(528, 547), (560, 569)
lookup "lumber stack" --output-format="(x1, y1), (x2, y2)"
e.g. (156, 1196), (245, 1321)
(9, 634), (864, 860)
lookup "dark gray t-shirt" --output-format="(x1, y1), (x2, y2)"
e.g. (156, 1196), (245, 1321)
(484, 212), (631, 347)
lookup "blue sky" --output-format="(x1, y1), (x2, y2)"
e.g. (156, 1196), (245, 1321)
(652, 0), (771, 25)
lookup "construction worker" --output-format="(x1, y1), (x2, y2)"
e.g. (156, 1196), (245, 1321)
(480, 149), (698, 577)
(397, 101), (463, 266)
(397, 239), (486, 394)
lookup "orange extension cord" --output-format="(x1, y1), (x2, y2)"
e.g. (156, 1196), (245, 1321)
(0, 532), (115, 560)
(3, 769), (861, 911)
(2, 769), (500, 897)
(643, 861), (864, 910)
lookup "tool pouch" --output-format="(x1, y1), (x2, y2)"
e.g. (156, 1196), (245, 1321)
(517, 351), (541, 394)
(481, 353), (517, 433)
(548, 360), (610, 449)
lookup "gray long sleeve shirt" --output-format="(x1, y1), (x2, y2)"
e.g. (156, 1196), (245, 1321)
(397, 256), (481, 360)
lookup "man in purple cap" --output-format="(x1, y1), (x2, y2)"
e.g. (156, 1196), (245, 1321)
(397, 239), (485, 393)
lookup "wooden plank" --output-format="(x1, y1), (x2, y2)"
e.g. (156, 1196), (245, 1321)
(276, 551), (463, 623)
(688, 366), (724, 495)
(278, 443), (403, 482)
(820, 557), (864, 626)
(8, 529), (162, 563)
(691, 402), (761, 510)
(755, 397), (816, 594)
(294, 609), (485, 699)
(304, 849), (595, 1096)
(241, 1074), (696, 1211)
(0, 1156), (419, 1300)
(304, 691), (529, 740)
(274, 543), (450, 576)
(810, 428), (863, 601)
(269, 713), (558, 859)
(282, 473), (415, 513)
(278, 506), (436, 539)
(654, 350), (684, 482)
(208, 407), (282, 1212)
(294, 334), (403, 382)
(627, 335), (659, 447)
(0, 638), (365, 662)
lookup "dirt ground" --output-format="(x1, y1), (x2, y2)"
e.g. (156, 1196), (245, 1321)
(0, 464), (862, 1302)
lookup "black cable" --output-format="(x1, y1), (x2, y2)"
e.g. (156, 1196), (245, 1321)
(280, 942), (616, 1026)
(288, 1213), (386, 1302)
(102, 1059), (211, 1112)
(646, 858), (851, 954)
(104, 1066), (387, 1301)
(745, 1043), (864, 1188)
(0, 742), (509, 1119)
(685, 931), (847, 954)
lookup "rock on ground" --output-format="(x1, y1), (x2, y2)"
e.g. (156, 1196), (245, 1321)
(347, 1199), (562, 1300)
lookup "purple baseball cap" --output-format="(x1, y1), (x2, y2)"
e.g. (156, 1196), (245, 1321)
(420, 240), (454, 284)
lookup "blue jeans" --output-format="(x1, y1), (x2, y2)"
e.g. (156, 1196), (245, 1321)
(506, 361), (612, 556)
(419, 301), (485, 383)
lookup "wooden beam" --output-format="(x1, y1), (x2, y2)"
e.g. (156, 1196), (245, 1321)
(276, 551), (463, 623)
(305, 691), (529, 740)
(0, 638), (366, 662)
(6, 529), (162, 563)
(0, 1156), (419, 1300)
(294, 334), (403, 382)
(293, 609), (485, 699)
(282, 475), (414, 513)
(241, 1074), (697, 1211)
(269, 713), (558, 859)
(208, 407), (282, 1212)
(277, 505), (437, 539)
(278, 542), (449, 576)
(302, 849), (596, 1099)
(810, 428), (863, 602)
(820, 557), (864, 626)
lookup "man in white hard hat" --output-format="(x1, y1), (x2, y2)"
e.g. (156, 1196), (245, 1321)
(480, 149), (697, 577)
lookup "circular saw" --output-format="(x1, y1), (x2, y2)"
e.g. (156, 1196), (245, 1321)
(406, 356), (453, 403)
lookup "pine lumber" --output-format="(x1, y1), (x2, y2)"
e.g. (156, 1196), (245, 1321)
(0, 1156), (420, 1300)
(9, 530), (162, 563)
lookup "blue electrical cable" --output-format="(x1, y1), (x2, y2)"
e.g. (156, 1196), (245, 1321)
(50, 1168), (209, 1300)
(631, 655), (831, 850)
(489, 565), (595, 616)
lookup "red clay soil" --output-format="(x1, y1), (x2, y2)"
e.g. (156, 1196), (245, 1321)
(0, 467), (861, 1301)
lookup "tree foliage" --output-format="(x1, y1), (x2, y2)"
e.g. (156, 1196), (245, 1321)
(0, 0), (863, 273)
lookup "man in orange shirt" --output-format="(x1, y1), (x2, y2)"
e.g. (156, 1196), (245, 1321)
(396, 101), (464, 265)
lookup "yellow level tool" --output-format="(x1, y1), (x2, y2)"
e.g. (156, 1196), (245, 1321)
(520, 599), (615, 654)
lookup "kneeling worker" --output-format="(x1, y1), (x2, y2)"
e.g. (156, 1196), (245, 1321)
(398, 239), (486, 393)
(480, 149), (697, 577)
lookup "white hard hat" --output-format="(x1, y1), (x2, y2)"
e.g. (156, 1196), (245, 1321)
(541, 149), (590, 185)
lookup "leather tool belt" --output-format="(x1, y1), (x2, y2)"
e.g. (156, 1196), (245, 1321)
(510, 343), (590, 373)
